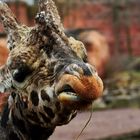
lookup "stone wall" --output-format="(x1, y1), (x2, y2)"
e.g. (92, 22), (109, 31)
(64, 1), (140, 56)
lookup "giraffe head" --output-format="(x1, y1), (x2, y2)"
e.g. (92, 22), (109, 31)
(0, 0), (103, 110)
(0, 0), (103, 139)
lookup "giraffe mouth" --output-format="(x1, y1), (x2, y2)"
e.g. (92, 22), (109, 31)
(57, 84), (91, 109)
(55, 74), (103, 106)
(57, 84), (82, 102)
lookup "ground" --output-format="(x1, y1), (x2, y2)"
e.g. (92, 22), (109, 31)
(0, 108), (140, 140)
(50, 109), (140, 140)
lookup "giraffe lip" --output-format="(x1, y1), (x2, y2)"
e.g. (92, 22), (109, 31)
(57, 85), (80, 101)
(58, 92), (81, 102)
(56, 74), (103, 103)
(57, 84), (76, 96)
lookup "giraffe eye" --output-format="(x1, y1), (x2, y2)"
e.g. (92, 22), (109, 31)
(13, 65), (32, 83)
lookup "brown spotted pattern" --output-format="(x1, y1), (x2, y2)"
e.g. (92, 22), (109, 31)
(0, 0), (103, 140)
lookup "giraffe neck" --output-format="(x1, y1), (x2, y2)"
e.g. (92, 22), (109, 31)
(1, 89), (77, 140)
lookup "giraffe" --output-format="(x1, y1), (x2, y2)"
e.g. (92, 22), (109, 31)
(0, 0), (103, 139)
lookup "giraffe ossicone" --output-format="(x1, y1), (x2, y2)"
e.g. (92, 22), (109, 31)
(0, 0), (103, 139)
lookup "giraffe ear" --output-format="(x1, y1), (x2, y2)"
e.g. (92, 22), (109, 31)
(0, 2), (21, 50)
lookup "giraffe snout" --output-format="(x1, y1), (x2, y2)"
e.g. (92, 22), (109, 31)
(64, 63), (97, 77)
(56, 63), (103, 105)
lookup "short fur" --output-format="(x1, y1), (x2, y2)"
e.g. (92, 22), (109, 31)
(0, 0), (103, 139)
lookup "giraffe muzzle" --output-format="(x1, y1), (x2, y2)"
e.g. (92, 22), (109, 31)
(55, 73), (103, 106)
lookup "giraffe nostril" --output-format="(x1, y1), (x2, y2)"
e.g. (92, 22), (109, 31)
(83, 67), (93, 76)
(86, 63), (97, 75)
(81, 63), (98, 76)
(65, 64), (83, 77)
(65, 63), (96, 77)
(78, 63), (94, 76)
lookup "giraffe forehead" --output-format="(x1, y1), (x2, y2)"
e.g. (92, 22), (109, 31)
(7, 41), (80, 89)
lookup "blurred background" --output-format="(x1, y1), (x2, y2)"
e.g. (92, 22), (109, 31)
(0, 0), (140, 140)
